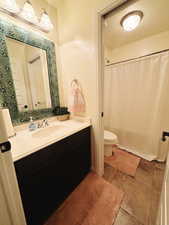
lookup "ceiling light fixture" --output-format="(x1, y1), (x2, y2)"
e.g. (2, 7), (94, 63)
(39, 10), (54, 32)
(2, 0), (19, 14)
(120, 11), (143, 32)
(20, 0), (38, 24)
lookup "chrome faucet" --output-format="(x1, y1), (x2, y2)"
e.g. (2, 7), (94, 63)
(37, 119), (49, 128)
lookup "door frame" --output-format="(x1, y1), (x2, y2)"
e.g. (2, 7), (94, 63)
(0, 150), (26, 225)
(95, 0), (129, 176)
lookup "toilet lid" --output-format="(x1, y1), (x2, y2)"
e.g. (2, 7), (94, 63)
(104, 130), (117, 141)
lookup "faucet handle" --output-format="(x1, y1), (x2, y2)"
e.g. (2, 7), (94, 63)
(37, 119), (49, 128)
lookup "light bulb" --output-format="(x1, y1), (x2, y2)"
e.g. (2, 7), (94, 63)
(39, 11), (54, 32)
(121, 11), (143, 32)
(2, 0), (19, 14)
(20, 0), (38, 24)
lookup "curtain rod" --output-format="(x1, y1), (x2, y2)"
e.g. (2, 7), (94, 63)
(106, 48), (169, 67)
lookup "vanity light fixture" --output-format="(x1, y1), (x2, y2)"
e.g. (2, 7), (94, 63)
(19, 0), (38, 24)
(0, 0), (54, 32)
(39, 10), (54, 32)
(120, 11), (143, 32)
(2, 0), (19, 14)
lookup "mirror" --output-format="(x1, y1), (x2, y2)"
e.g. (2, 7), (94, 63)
(6, 37), (52, 112)
(0, 18), (60, 124)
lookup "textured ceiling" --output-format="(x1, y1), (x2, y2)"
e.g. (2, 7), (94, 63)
(103, 0), (169, 49)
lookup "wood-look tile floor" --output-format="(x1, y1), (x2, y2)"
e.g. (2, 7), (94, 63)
(104, 159), (165, 225)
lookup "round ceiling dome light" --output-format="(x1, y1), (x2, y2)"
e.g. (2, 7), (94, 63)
(120, 11), (143, 32)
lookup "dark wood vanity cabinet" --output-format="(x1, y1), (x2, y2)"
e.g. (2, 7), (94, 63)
(14, 127), (91, 225)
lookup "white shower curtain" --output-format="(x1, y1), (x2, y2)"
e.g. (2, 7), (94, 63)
(104, 51), (169, 161)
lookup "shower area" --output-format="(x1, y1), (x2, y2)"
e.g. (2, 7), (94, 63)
(102, 0), (169, 163)
(104, 51), (169, 162)
(101, 1), (169, 224)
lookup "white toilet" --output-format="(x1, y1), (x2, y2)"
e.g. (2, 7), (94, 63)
(104, 130), (118, 157)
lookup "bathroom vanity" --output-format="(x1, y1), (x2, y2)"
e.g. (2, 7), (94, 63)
(12, 120), (91, 225)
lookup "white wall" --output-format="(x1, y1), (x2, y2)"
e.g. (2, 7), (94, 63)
(56, 0), (114, 174)
(105, 30), (169, 65)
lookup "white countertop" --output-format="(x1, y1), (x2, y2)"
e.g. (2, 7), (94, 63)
(10, 119), (91, 162)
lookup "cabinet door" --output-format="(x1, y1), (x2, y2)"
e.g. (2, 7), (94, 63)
(15, 141), (69, 225)
(14, 127), (91, 225)
(64, 127), (91, 191)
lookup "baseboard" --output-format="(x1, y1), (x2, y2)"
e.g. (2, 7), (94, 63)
(118, 145), (156, 161)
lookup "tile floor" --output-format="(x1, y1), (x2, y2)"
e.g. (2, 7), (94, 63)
(104, 159), (165, 225)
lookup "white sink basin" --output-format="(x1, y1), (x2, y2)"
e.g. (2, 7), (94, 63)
(32, 125), (67, 138)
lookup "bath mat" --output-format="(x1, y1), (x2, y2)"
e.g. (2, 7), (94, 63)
(45, 172), (124, 225)
(104, 147), (140, 176)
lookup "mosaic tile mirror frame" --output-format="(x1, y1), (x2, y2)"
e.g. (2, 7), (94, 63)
(0, 19), (60, 124)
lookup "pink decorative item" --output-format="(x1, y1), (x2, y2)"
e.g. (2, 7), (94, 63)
(68, 79), (85, 113)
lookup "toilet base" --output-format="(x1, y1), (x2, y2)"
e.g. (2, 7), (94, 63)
(104, 145), (113, 157)
(104, 145), (117, 157)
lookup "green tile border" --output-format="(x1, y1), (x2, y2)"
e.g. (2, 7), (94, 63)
(0, 18), (60, 124)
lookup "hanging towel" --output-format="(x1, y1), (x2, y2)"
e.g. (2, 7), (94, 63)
(68, 79), (85, 113)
